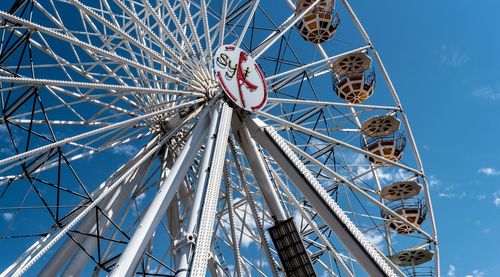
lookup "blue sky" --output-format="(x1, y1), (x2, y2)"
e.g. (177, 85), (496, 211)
(355, 0), (500, 276)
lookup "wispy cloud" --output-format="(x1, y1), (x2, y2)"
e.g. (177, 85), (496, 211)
(477, 194), (487, 200)
(219, 198), (261, 249)
(135, 192), (147, 207)
(428, 175), (441, 187)
(438, 192), (466, 199)
(493, 191), (500, 207)
(473, 86), (500, 101)
(112, 144), (138, 156)
(449, 266), (486, 277)
(346, 153), (413, 183)
(1, 212), (14, 221)
(465, 269), (485, 277)
(364, 230), (385, 250)
(478, 167), (500, 176)
(0, 125), (15, 155)
(447, 265), (456, 277)
(440, 45), (469, 67)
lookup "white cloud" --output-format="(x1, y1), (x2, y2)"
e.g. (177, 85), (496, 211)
(465, 269), (484, 277)
(428, 175), (441, 187)
(253, 258), (269, 269)
(347, 153), (413, 183)
(1, 212), (14, 221)
(440, 45), (469, 67)
(477, 194), (487, 200)
(473, 86), (500, 101)
(447, 265), (456, 277)
(0, 125), (15, 155)
(364, 230), (385, 250)
(494, 191), (500, 207)
(478, 167), (500, 176)
(135, 192), (146, 206)
(438, 192), (466, 199)
(112, 144), (138, 156)
(219, 198), (261, 249)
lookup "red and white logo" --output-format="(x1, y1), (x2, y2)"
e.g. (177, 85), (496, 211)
(214, 45), (267, 112)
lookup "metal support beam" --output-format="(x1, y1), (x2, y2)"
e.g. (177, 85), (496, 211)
(232, 115), (287, 222)
(244, 115), (399, 277)
(223, 160), (243, 277)
(228, 136), (280, 277)
(190, 102), (233, 276)
(175, 102), (225, 277)
(108, 111), (211, 277)
(1, 134), (162, 276)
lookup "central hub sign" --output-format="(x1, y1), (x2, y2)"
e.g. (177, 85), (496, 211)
(214, 45), (267, 111)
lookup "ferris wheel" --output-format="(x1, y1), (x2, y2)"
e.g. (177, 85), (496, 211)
(0, 0), (439, 276)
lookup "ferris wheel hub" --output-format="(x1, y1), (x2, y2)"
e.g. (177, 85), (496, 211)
(214, 45), (268, 112)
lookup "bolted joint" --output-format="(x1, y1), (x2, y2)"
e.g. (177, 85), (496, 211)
(173, 232), (197, 253)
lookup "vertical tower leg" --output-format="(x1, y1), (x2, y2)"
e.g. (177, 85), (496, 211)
(189, 103), (233, 276)
(108, 111), (211, 276)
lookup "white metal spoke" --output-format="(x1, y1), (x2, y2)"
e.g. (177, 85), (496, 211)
(265, 45), (370, 83)
(199, 0), (214, 69)
(0, 100), (202, 169)
(267, 97), (399, 111)
(0, 76), (204, 97)
(235, 0), (260, 47)
(0, 11), (190, 88)
(251, 0), (321, 59)
(256, 110), (422, 174)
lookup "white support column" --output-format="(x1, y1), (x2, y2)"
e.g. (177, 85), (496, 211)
(108, 111), (211, 277)
(190, 103), (233, 276)
(166, 154), (183, 268)
(244, 115), (401, 277)
(175, 103), (224, 277)
(232, 115), (287, 221)
(223, 160), (243, 277)
(227, 136), (280, 277)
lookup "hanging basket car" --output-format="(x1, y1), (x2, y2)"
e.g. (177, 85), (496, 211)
(362, 132), (406, 165)
(296, 0), (339, 44)
(382, 198), (427, 234)
(361, 114), (401, 138)
(332, 51), (375, 103)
